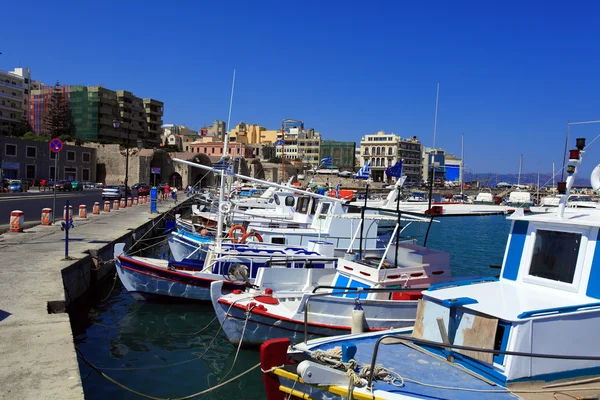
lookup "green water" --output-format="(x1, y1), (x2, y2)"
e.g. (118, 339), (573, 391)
(71, 214), (512, 399)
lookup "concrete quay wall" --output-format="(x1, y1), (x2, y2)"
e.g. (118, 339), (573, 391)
(0, 197), (193, 399)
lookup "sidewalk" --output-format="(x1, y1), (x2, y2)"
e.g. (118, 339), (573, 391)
(0, 198), (185, 399)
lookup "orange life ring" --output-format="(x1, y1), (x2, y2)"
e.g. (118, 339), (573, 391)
(228, 224), (247, 243)
(241, 231), (263, 243)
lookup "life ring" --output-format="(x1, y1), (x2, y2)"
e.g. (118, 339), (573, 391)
(219, 202), (231, 214)
(228, 224), (246, 243)
(241, 231), (263, 243)
(591, 164), (600, 193)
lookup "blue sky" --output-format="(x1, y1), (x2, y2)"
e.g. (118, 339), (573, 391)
(2, 0), (600, 176)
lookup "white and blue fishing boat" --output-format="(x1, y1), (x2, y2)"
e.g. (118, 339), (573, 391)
(260, 137), (600, 400)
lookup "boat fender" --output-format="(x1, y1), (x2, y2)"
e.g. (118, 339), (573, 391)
(219, 202), (231, 214)
(351, 300), (365, 334)
(591, 164), (600, 193)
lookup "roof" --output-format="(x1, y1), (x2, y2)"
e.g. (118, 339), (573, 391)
(509, 207), (600, 228)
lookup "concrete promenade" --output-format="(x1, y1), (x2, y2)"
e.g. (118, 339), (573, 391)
(0, 197), (185, 399)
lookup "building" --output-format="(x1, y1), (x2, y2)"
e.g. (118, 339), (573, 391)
(31, 85), (164, 145)
(283, 118), (303, 132)
(30, 85), (72, 136)
(161, 124), (199, 152)
(398, 136), (423, 183)
(260, 129), (279, 144)
(189, 141), (254, 158)
(360, 130), (401, 182)
(320, 140), (356, 170)
(422, 147), (446, 183)
(205, 120), (226, 141)
(228, 122), (267, 144)
(0, 69), (26, 135)
(0, 136), (96, 182)
(444, 153), (463, 183)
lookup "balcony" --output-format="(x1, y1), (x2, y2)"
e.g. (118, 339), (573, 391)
(0, 102), (23, 112)
(0, 80), (23, 90)
(0, 91), (22, 100)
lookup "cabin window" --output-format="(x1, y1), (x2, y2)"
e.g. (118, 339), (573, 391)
(529, 230), (580, 284)
(285, 196), (295, 207)
(273, 194), (280, 205)
(297, 197), (309, 214)
(271, 237), (285, 245)
(319, 203), (331, 219)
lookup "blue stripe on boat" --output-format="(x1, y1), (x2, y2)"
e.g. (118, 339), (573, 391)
(586, 229), (600, 299)
(502, 220), (528, 281)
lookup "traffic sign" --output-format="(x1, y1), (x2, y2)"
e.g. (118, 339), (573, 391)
(50, 138), (63, 153)
(151, 167), (161, 174)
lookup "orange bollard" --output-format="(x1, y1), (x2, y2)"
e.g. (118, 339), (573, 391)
(63, 205), (73, 221)
(79, 205), (87, 218)
(120, 198), (126, 208)
(10, 210), (24, 232)
(113, 200), (120, 210)
(127, 197), (132, 207)
(93, 202), (100, 214)
(140, 196), (145, 204)
(41, 208), (52, 226)
(104, 201), (111, 212)
(133, 197), (138, 206)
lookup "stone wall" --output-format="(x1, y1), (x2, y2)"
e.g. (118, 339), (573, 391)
(84, 143), (144, 185)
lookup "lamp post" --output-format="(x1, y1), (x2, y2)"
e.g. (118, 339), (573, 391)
(112, 118), (130, 200)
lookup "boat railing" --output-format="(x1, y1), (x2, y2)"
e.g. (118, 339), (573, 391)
(362, 333), (600, 391)
(302, 286), (422, 344)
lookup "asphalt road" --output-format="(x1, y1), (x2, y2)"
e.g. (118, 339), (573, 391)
(0, 190), (105, 225)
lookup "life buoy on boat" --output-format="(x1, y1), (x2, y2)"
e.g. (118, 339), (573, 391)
(591, 164), (600, 193)
(241, 231), (263, 243)
(219, 202), (231, 214)
(228, 224), (246, 243)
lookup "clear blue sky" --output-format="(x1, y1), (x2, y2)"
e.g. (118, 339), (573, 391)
(2, 0), (600, 176)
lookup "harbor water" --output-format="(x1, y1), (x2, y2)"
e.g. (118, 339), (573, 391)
(71, 214), (512, 399)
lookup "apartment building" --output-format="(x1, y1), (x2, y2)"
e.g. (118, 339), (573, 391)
(0, 69), (26, 135)
(398, 136), (423, 183)
(320, 140), (356, 170)
(30, 85), (163, 145)
(206, 120), (226, 141)
(275, 126), (321, 168)
(360, 130), (401, 182)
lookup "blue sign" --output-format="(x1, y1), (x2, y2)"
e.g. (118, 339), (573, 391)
(150, 187), (157, 213)
(50, 138), (63, 153)
(151, 167), (161, 174)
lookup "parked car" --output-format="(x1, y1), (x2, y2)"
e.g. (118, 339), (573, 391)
(337, 171), (353, 177)
(136, 184), (150, 197)
(70, 181), (83, 191)
(102, 185), (126, 201)
(55, 180), (72, 191)
(95, 182), (105, 189)
(83, 181), (95, 189)
(131, 183), (146, 190)
(21, 179), (34, 188)
(39, 179), (49, 187)
(8, 180), (23, 192)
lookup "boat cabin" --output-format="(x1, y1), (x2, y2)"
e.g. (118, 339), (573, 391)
(419, 209), (600, 383)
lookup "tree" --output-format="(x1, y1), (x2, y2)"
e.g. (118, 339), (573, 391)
(11, 120), (33, 137)
(44, 81), (73, 138)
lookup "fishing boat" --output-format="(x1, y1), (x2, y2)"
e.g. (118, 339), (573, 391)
(210, 235), (452, 346)
(259, 137), (600, 400)
(531, 193), (598, 213)
(115, 240), (337, 301)
(474, 188), (495, 204)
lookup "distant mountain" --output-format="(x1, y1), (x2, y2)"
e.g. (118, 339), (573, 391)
(462, 172), (590, 187)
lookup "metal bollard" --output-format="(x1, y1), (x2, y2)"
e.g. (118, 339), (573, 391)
(120, 198), (126, 208)
(79, 205), (87, 218)
(93, 202), (100, 214)
(63, 205), (73, 221)
(127, 197), (132, 207)
(104, 201), (111, 212)
(10, 210), (24, 232)
(133, 197), (138, 206)
(41, 208), (52, 226)
(113, 200), (119, 210)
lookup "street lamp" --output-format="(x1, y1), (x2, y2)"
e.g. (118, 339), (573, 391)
(112, 118), (130, 200)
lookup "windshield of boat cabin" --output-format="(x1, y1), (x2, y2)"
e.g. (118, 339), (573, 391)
(529, 229), (580, 284)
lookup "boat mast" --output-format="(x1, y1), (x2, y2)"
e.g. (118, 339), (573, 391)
(432, 82), (440, 148)
(460, 133), (464, 198)
(517, 154), (523, 187)
(216, 69), (236, 251)
(552, 162), (555, 189)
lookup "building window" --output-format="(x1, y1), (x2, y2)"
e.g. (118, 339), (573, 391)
(26, 165), (36, 179)
(67, 151), (75, 162)
(388, 147), (393, 155)
(64, 167), (77, 181)
(82, 168), (90, 181)
(204, 148), (207, 153)
(49, 166), (56, 180)
(82, 152), (91, 163)
(5, 144), (17, 157)
(26, 146), (36, 158)
(50, 152), (57, 160)
(212, 147), (215, 154)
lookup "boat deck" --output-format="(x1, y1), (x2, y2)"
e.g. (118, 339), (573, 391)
(299, 334), (518, 399)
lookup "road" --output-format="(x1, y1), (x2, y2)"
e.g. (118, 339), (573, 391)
(0, 189), (105, 225)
